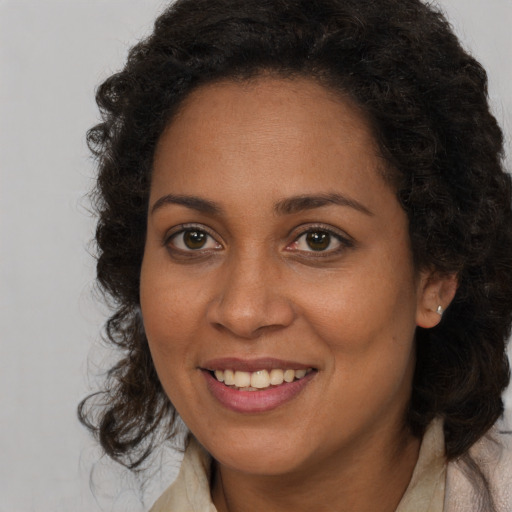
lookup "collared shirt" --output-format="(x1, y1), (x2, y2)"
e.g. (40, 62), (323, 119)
(150, 419), (512, 512)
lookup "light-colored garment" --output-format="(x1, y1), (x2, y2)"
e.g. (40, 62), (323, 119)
(150, 420), (512, 512)
(445, 424), (512, 512)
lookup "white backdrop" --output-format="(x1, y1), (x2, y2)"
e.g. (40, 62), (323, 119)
(0, 1), (511, 511)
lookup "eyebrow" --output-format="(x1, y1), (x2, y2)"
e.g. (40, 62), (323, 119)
(274, 193), (374, 216)
(150, 192), (373, 217)
(151, 194), (223, 215)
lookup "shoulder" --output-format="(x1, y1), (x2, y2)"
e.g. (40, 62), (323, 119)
(445, 423), (512, 512)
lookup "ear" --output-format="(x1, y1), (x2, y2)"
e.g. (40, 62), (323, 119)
(416, 271), (458, 328)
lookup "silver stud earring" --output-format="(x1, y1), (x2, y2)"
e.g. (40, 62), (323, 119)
(436, 305), (444, 316)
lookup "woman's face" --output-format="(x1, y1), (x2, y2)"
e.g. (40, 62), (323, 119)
(140, 77), (438, 476)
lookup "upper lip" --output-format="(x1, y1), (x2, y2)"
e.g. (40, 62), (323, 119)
(201, 357), (314, 372)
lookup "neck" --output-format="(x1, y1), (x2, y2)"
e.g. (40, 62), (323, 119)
(212, 423), (421, 512)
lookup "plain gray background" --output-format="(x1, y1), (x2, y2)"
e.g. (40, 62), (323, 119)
(1, 1), (511, 511)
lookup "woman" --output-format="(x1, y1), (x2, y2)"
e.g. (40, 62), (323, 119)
(79, 0), (512, 510)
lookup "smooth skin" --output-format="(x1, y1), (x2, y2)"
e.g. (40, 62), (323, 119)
(140, 77), (456, 512)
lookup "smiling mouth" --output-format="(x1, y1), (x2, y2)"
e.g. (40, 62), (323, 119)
(210, 368), (314, 391)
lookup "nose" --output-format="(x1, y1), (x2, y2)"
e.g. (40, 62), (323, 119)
(206, 253), (295, 339)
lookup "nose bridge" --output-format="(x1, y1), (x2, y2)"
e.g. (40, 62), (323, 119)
(207, 246), (294, 338)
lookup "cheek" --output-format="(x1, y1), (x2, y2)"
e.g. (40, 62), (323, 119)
(302, 274), (418, 427)
(298, 263), (418, 352)
(140, 259), (203, 377)
(140, 291), (202, 415)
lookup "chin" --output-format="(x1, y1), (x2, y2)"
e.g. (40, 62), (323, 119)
(198, 427), (311, 476)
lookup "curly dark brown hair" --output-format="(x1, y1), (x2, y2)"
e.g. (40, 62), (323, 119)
(79, 0), (512, 489)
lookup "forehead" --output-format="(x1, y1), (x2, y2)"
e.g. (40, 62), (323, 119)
(151, 76), (392, 208)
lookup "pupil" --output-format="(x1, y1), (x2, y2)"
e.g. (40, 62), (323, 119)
(184, 230), (206, 249)
(306, 231), (330, 251)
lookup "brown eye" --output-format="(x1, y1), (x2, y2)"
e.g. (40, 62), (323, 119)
(183, 230), (207, 249)
(168, 227), (221, 252)
(305, 231), (331, 251)
(288, 227), (351, 255)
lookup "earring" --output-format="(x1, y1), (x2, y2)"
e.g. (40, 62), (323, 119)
(436, 305), (444, 316)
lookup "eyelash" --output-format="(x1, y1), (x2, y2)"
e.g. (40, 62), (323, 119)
(165, 224), (222, 256)
(287, 225), (354, 257)
(164, 223), (354, 258)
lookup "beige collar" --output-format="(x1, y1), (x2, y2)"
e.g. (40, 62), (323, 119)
(396, 418), (446, 512)
(150, 419), (446, 512)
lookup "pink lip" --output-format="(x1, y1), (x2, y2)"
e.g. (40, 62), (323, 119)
(202, 357), (313, 372)
(202, 368), (316, 413)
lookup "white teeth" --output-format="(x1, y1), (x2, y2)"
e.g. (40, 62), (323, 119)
(234, 370), (251, 388)
(251, 370), (270, 388)
(212, 368), (311, 390)
(224, 369), (235, 386)
(269, 369), (284, 385)
(283, 369), (295, 383)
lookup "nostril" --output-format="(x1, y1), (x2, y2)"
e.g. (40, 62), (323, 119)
(205, 274), (296, 339)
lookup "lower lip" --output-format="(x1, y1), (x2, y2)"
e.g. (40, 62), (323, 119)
(203, 370), (316, 413)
